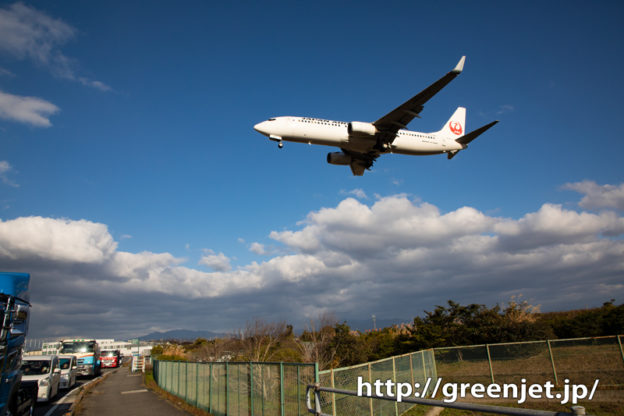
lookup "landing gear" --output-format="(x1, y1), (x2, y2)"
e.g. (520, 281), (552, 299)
(278, 141), (283, 149)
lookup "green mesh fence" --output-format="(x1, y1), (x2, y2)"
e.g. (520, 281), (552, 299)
(154, 360), (317, 416)
(317, 335), (623, 415)
(318, 350), (437, 416)
(550, 336), (624, 387)
(433, 336), (624, 390)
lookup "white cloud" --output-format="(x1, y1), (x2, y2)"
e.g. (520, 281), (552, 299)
(0, 90), (59, 127)
(340, 188), (368, 199)
(497, 104), (515, 115)
(250, 242), (268, 255)
(563, 180), (624, 211)
(0, 2), (109, 90)
(199, 249), (232, 272)
(0, 160), (18, 187)
(0, 216), (116, 263)
(0, 185), (623, 339)
(0, 66), (15, 77)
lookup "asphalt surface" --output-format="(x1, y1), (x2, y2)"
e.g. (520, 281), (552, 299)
(75, 366), (189, 416)
(33, 376), (95, 416)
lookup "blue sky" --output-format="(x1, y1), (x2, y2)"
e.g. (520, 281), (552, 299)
(0, 1), (623, 339)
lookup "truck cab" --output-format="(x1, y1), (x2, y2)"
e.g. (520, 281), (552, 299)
(60, 339), (101, 377)
(101, 349), (121, 368)
(0, 272), (38, 415)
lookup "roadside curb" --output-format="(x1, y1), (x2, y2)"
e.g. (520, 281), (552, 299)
(66, 370), (115, 416)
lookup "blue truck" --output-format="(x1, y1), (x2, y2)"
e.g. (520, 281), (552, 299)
(0, 272), (38, 416)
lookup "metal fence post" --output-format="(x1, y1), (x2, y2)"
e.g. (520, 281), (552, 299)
(314, 362), (319, 384)
(485, 345), (495, 384)
(195, 363), (199, 408)
(330, 368), (336, 416)
(368, 362), (373, 416)
(421, 351), (427, 391)
(249, 362), (254, 416)
(409, 353), (414, 387)
(226, 361), (229, 416)
(177, 361), (181, 396)
(618, 335), (624, 367)
(431, 349), (438, 381)
(280, 362), (285, 416)
(392, 356), (398, 416)
(547, 340), (559, 386)
(209, 362), (213, 414)
(185, 362), (188, 402)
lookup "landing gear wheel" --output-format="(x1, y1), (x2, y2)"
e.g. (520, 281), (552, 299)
(278, 142), (283, 149)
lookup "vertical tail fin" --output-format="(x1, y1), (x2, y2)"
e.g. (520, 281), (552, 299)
(435, 107), (466, 139)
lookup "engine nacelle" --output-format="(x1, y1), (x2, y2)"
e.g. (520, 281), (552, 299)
(327, 152), (352, 165)
(347, 121), (378, 137)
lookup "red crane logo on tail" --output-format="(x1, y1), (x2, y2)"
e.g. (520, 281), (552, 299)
(449, 121), (463, 135)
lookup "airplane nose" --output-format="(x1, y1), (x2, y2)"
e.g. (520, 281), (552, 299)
(254, 122), (267, 134)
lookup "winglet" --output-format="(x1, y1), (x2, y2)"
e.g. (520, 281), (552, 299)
(452, 56), (466, 74)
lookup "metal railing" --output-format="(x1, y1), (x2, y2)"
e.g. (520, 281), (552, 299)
(305, 384), (591, 416)
(153, 360), (317, 416)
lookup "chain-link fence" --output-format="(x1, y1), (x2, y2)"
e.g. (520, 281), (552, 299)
(153, 360), (317, 416)
(317, 349), (437, 416)
(317, 335), (623, 415)
(434, 335), (624, 388)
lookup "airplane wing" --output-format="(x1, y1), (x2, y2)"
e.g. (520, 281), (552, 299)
(373, 56), (466, 138)
(342, 148), (379, 176)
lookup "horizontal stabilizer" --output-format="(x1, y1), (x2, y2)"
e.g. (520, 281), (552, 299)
(456, 120), (499, 145)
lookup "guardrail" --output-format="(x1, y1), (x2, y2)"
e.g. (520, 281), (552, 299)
(305, 384), (591, 416)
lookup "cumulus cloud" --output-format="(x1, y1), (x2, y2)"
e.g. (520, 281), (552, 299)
(563, 181), (624, 211)
(250, 242), (268, 255)
(0, 2), (109, 91)
(1, 185), (623, 339)
(199, 249), (232, 272)
(0, 216), (116, 263)
(0, 160), (18, 187)
(0, 90), (59, 127)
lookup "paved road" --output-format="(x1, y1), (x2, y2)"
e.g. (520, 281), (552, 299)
(76, 366), (189, 416)
(33, 374), (102, 416)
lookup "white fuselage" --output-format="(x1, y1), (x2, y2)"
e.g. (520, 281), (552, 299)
(254, 116), (464, 155)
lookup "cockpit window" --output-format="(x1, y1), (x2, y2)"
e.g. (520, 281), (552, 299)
(268, 118), (276, 121)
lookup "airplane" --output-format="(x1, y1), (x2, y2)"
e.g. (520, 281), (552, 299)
(253, 56), (498, 176)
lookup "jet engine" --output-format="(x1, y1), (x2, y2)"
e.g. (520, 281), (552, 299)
(347, 121), (378, 137)
(327, 152), (352, 165)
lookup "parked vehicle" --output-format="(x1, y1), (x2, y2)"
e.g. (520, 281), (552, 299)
(21, 355), (61, 402)
(101, 350), (121, 368)
(0, 272), (38, 416)
(60, 339), (101, 377)
(58, 355), (78, 389)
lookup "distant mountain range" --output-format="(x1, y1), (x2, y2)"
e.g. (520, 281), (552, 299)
(139, 329), (224, 341)
(139, 318), (408, 342)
